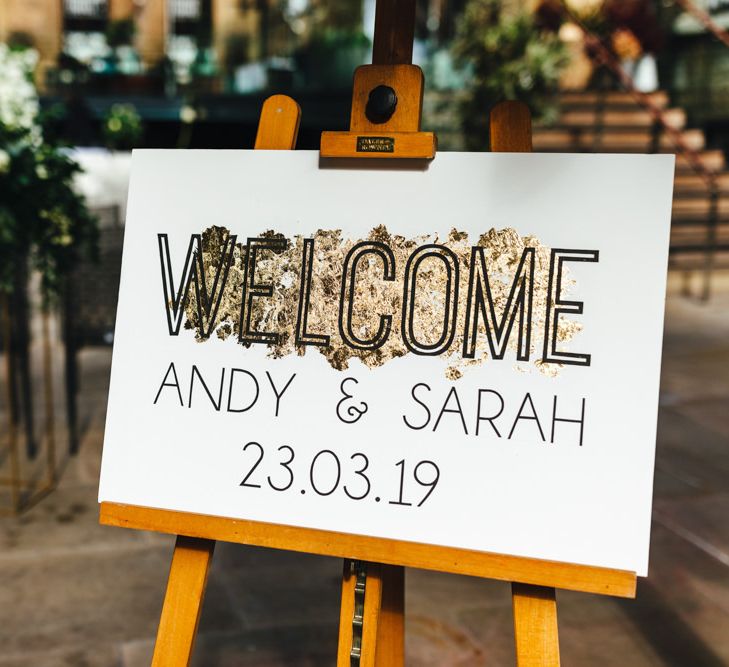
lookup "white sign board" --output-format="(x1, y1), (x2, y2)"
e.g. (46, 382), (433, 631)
(99, 150), (674, 576)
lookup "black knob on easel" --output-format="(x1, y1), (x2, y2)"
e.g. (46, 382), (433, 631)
(365, 85), (397, 124)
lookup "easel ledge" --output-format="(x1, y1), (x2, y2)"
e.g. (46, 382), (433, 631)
(100, 502), (636, 598)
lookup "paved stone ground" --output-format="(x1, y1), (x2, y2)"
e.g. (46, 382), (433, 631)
(1, 274), (729, 666)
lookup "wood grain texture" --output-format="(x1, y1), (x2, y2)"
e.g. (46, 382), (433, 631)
(319, 64), (435, 158)
(254, 95), (301, 150)
(336, 561), (386, 667)
(100, 503), (636, 598)
(374, 565), (405, 666)
(361, 563), (384, 667)
(349, 65), (423, 133)
(372, 0), (416, 65)
(490, 100), (533, 153)
(320, 130), (436, 159)
(151, 536), (215, 667)
(512, 583), (561, 667)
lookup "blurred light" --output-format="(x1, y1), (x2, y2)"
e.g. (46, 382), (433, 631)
(559, 22), (583, 43)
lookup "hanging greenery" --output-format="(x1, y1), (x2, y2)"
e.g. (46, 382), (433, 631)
(0, 43), (97, 301)
(452, 0), (569, 150)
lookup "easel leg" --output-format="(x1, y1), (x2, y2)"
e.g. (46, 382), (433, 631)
(152, 536), (215, 667)
(512, 583), (561, 667)
(337, 560), (358, 666)
(146, 92), (299, 667)
(374, 565), (404, 666)
(337, 560), (382, 667)
(337, 561), (404, 667)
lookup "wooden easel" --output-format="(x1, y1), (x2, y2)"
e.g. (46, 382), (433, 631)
(100, 1), (637, 664)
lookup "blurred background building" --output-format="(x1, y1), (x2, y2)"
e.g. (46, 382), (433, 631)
(0, 1), (724, 147)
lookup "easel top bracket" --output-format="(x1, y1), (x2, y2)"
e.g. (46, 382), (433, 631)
(320, 64), (436, 160)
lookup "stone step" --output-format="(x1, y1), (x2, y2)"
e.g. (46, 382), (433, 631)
(671, 224), (729, 245)
(675, 150), (726, 173)
(533, 128), (705, 152)
(559, 90), (669, 109)
(674, 188), (729, 199)
(673, 172), (729, 193)
(556, 108), (686, 130)
(672, 197), (729, 218)
(668, 250), (729, 269)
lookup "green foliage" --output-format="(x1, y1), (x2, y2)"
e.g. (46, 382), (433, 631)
(0, 45), (97, 300)
(307, 29), (371, 56)
(298, 29), (371, 90)
(320, 0), (364, 34)
(0, 129), (98, 300)
(453, 0), (569, 150)
(102, 103), (143, 151)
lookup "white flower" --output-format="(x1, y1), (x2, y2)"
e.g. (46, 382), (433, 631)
(35, 164), (48, 179)
(0, 44), (41, 136)
(0, 149), (10, 173)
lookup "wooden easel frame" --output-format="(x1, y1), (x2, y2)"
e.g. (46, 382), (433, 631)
(100, 1), (637, 664)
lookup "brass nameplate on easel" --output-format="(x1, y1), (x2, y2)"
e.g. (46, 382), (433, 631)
(357, 136), (395, 153)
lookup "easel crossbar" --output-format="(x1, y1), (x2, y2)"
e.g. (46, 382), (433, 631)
(100, 502), (636, 598)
